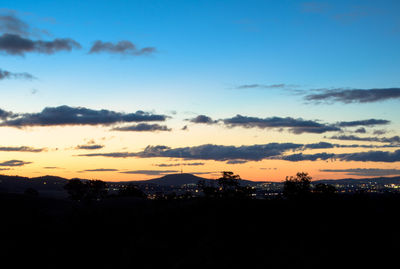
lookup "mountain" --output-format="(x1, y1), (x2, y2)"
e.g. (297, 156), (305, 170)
(134, 173), (209, 186)
(133, 173), (266, 187)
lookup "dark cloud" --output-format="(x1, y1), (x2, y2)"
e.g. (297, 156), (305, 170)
(75, 144), (104, 150)
(226, 160), (248, 164)
(0, 33), (81, 56)
(0, 105), (167, 127)
(0, 68), (35, 80)
(83, 168), (119, 172)
(320, 168), (400, 176)
(337, 119), (390, 127)
(355, 127), (366, 134)
(329, 135), (400, 145)
(0, 146), (45, 152)
(188, 115), (217, 124)
(79, 143), (304, 161)
(112, 123), (171, 132)
(340, 150), (400, 162)
(43, 166), (61, 169)
(0, 108), (14, 120)
(373, 129), (387, 135)
(78, 152), (137, 158)
(280, 153), (335, 162)
(281, 150), (400, 163)
(154, 162), (205, 167)
(0, 168), (11, 171)
(120, 170), (179, 176)
(305, 88), (400, 104)
(222, 115), (341, 134)
(0, 159), (32, 166)
(89, 40), (156, 56)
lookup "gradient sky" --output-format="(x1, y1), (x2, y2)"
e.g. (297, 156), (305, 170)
(1, 0), (400, 181)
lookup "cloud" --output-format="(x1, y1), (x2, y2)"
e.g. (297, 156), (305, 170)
(0, 68), (35, 80)
(82, 168), (119, 172)
(329, 135), (400, 144)
(0, 33), (81, 56)
(120, 170), (179, 176)
(112, 123), (171, 132)
(305, 88), (400, 104)
(235, 84), (289, 89)
(79, 143), (304, 161)
(280, 153), (336, 162)
(89, 40), (156, 55)
(373, 129), (387, 135)
(154, 162), (205, 167)
(337, 119), (390, 127)
(0, 12), (30, 36)
(75, 144), (104, 150)
(281, 150), (400, 163)
(355, 127), (366, 134)
(0, 159), (32, 166)
(0, 105), (167, 127)
(320, 168), (400, 177)
(226, 160), (248, 164)
(0, 146), (45, 152)
(339, 150), (400, 162)
(222, 115), (341, 134)
(0, 168), (11, 171)
(43, 166), (61, 169)
(188, 115), (217, 124)
(0, 108), (14, 120)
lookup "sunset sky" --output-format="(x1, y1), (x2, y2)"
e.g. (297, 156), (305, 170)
(1, 0), (400, 182)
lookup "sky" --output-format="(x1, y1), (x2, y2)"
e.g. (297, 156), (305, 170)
(1, 0), (400, 182)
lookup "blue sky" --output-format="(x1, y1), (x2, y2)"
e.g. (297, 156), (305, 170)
(1, 0), (400, 180)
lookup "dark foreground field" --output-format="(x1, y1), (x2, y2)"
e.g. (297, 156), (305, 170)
(1, 193), (399, 269)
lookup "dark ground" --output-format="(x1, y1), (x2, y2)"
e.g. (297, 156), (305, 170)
(1, 193), (399, 268)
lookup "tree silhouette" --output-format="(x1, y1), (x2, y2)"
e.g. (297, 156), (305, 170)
(197, 171), (254, 199)
(64, 179), (87, 200)
(118, 184), (146, 198)
(283, 172), (312, 198)
(313, 183), (336, 197)
(64, 179), (108, 201)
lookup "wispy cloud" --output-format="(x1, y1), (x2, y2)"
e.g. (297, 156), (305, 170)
(89, 40), (156, 56)
(337, 119), (390, 127)
(120, 170), (179, 175)
(235, 84), (294, 89)
(329, 135), (400, 145)
(0, 68), (35, 80)
(305, 88), (400, 104)
(0, 159), (32, 166)
(112, 123), (171, 132)
(82, 168), (119, 172)
(320, 168), (400, 176)
(0, 146), (45, 152)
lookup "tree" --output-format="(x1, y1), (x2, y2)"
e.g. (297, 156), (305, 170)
(64, 179), (108, 201)
(313, 183), (336, 197)
(64, 179), (87, 200)
(118, 184), (146, 198)
(283, 172), (312, 198)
